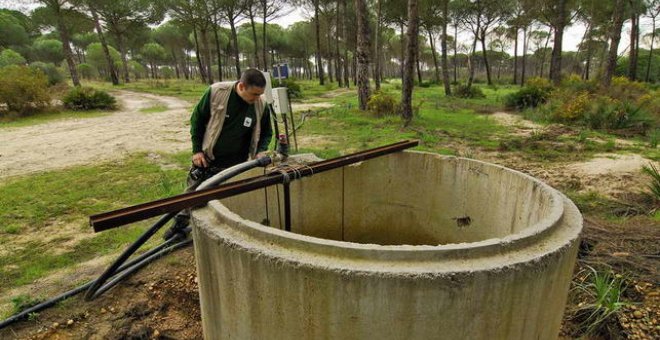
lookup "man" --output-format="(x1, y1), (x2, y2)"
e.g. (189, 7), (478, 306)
(165, 69), (273, 239)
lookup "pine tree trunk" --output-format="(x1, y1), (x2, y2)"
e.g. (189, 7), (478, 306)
(262, 0), (268, 70)
(602, 0), (626, 87)
(441, 0), (451, 96)
(480, 29), (492, 85)
(467, 22), (480, 89)
(193, 27), (207, 84)
(549, 0), (566, 85)
(230, 20), (241, 78)
(453, 23), (458, 83)
(335, 0), (343, 88)
(629, 10), (639, 80)
(513, 27), (518, 85)
(427, 28), (440, 83)
(248, 7), (261, 70)
(342, 0), (350, 88)
(116, 34), (130, 83)
(200, 27), (213, 84)
(212, 22), (224, 81)
(374, 0), (382, 90)
(355, 0), (371, 110)
(57, 15), (81, 86)
(91, 8), (118, 85)
(521, 27), (528, 86)
(315, 0), (325, 85)
(645, 18), (656, 82)
(402, 0), (419, 125)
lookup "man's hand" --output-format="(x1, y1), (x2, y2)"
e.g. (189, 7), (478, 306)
(192, 152), (209, 168)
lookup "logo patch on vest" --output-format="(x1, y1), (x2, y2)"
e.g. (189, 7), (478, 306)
(243, 117), (253, 127)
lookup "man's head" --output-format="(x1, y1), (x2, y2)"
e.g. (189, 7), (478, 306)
(236, 69), (266, 104)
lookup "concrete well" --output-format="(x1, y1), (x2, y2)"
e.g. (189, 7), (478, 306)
(191, 151), (582, 339)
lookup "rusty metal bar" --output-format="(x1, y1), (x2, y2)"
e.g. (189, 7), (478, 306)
(90, 140), (418, 232)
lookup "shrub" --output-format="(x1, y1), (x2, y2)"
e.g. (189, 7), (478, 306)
(29, 62), (64, 85)
(0, 65), (51, 116)
(552, 91), (591, 121)
(571, 266), (628, 337)
(161, 66), (175, 79)
(561, 74), (597, 94)
(77, 63), (98, 80)
(505, 86), (551, 110)
(0, 49), (26, 67)
(642, 163), (660, 201)
(609, 76), (649, 102)
(62, 87), (117, 110)
(453, 84), (485, 98)
(279, 78), (302, 99)
(367, 91), (400, 117)
(525, 77), (553, 91)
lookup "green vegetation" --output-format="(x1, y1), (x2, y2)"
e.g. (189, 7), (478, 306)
(508, 75), (659, 135)
(642, 163), (660, 200)
(62, 87), (117, 110)
(570, 266), (629, 337)
(295, 82), (509, 156)
(0, 109), (109, 128)
(139, 104), (169, 113)
(0, 152), (188, 292)
(0, 65), (51, 116)
(90, 79), (207, 102)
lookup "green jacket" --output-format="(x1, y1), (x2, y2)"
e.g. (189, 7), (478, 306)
(190, 82), (272, 168)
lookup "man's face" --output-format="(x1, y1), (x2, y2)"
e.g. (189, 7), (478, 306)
(237, 82), (265, 104)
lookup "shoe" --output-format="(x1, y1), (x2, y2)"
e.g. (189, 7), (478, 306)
(163, 216), (189, 241)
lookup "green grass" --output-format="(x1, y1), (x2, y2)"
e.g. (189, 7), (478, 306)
(139, 104), (169, 113)
(571, 266), (629, 336)
(0, 109), (110, 128)
(0, 152), (190, 292)
(295, 82), (511, 155)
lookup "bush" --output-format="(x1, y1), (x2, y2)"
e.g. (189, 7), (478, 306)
(77, 63), (98, 80)
(453, 84), (485, 98)
(525, 77), (553, 91)
(29, 62), (64, 85)
(367, 91), (400, 117)
(0, 65), (51, 116)
(161, 66), (175, 79)
(279, 78), (302, 99)
(62, 87), (117, 110)
(561, 74), (597, 94)
(505, 86), (551, 110)
(0, 49), (26, 67)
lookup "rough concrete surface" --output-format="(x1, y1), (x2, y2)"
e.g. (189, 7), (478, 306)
(191, 151), (583, 339)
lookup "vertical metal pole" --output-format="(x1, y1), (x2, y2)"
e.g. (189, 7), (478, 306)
(286, 94), (299, 152)
(283, 183), (291, 232)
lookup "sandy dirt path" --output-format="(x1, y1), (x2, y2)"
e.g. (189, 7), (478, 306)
(0, 91), (335, 179)
(0, 91), (193, 179)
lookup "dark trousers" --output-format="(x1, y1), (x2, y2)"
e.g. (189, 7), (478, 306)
(173, 166), (225, 225)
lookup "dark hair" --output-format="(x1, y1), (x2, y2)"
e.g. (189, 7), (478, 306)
(240, 68), (267, 88)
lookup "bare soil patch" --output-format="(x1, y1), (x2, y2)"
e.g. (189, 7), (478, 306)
(0, 91), (191, 179)
(0, 248), (202, 340)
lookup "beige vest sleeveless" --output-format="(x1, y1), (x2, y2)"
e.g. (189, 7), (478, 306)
(202, 81), (265, 161)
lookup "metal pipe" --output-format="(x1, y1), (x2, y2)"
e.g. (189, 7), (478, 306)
(283, 183), (291, 231)
(90, 140), (419, 232)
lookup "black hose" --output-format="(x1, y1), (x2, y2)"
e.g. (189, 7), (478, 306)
(0, 236), (181, 330)
(83, 211), (178, 300)
(0, 157), (273, 330)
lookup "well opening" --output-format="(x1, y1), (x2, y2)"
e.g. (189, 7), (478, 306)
(218, 151), (561, 246)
